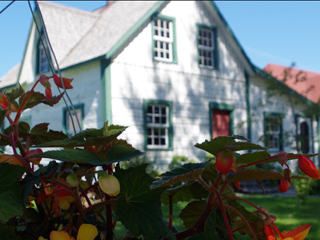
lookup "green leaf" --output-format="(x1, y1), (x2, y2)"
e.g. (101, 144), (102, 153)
(114, 165), (175, 240)
(205, 208), (229, 239)
(0, 224), (22, 240)
(36, 124), (126, 148)
(19, 91), (64, 110)
(21, 161), (59, 205)
(0, 109), (5, 127)
(104, 145), (144, 163)
(179, 200), (206, 229)
(0, 163), (29, 224)
(34, 145), (143, 165)
(195, 136), (266, 157)
(229, 169), (283, 183)
(5, 84), (24, 102)
(226, 142), (266, 152)
(33, 149), (104, 165)
(2, 122), (31, 146)
(195, 137), (237, 156)
(150, 160), (211, 189)
(29, 123), (68, 145)
(161, 181), (208, 205)
(201, 162), (219, 185)
(256, 180), (267, 196)
(187, 232), (220, 240)
(236, 151), (271, 164)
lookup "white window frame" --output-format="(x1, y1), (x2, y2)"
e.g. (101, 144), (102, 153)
(153, 18), (173, 62)
(146, 104), (169, 149)
(198, 28), (215, 68)
(265, 115), (281, 152)
(65, 108), (82, 137)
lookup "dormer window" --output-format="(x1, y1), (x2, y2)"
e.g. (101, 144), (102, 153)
(197, 24), (218, 69)
(152, 15), (177, 63)
(37, 35), (49, 74)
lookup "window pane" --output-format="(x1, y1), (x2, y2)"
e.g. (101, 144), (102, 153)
(147, 106), (153, 113)
(147, 116), (152, 123)
(155, 116), (160, 123)
(161, 138), (166, 145)
(161, 116), (166, 124)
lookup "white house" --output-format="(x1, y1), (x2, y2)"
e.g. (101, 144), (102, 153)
(0, 1), (319, 169)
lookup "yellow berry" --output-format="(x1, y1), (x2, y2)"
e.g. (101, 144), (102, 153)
(77, 223), (98, 240)
(98, 175), (120, 196)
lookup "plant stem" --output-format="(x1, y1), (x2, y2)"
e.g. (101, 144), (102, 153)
(237, 155), (279, 170)
(168, 194), (173, 230)
(83, 199), (118, 214)
(14, 80), (40, 123)
(212, 188), (233, 239)
(272, 222), (285, 239)
(222, 196), (269, 217)
(9, 133), (29, 168)
(224, 204), (257, 240)
(105, 195), (113, 240)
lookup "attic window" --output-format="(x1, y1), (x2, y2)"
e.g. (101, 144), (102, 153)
(152, 16), (176, 63)
(37, 36), (49, 74)
(197, 25), (218, 69)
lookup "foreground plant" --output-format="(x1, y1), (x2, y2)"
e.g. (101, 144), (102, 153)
(0, 74), (318, 239)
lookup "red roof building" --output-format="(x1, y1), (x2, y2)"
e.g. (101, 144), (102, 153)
(263, 63), (320, 104)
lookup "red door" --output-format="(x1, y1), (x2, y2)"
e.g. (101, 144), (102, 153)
(212, 109), (230, 138)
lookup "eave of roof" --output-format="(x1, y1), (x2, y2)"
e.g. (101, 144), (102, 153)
(209, 2), (256, 75)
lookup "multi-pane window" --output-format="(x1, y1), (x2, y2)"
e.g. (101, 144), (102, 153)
(153, 17), (174, 62)
(198, 26), (217, 68)
(64, 105), (83, 137)
(146, 104), (169, 148)
(264, 115), (282, 151)
(38, 37), (49, 73)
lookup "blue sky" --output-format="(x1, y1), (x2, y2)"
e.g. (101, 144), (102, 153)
(0, 1), (320, 78)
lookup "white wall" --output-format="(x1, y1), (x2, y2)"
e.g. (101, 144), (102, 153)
(110, 1), (249, 168)
(249, 75), (318, 168)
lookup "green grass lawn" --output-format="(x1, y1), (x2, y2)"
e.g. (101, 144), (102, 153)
(160, 194), (320, 239)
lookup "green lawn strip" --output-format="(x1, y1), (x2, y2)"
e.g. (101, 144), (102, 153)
(233, 194), (320, 239)
(115, 195), (319, 239)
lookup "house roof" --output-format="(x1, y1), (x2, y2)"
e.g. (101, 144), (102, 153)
(36, 1), (100, 67)
(38, 1), (163, 69)
(2, 1), (258, 88)
(0, 63), (21, 90)
(263, 63), (320, 104)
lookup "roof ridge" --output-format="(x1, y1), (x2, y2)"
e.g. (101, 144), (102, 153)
(59, 10), (105, 66)
(38, 1), (100, 17)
